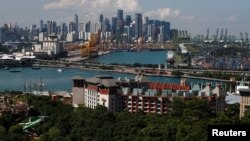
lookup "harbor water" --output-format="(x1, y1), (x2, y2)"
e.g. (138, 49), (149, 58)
(0, 67), (224, 92)
(88, 51), (166, 65)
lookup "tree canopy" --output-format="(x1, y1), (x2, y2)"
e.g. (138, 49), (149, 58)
(0, 94), (248, 141)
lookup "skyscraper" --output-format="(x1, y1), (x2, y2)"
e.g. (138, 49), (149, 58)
(117, 9), (124, 38)
(111, 17), (117, 39)
(68, 22), (75, 33)
(117, 9), (123, 22)
(99, 14), (104, 32)
(47, 21), (53, 35)
(52, 21), (57, 34)
(161, 21), (170, 41)
(74, 14), (79, 34)
(74, 14), (79, 24)
(104, 18), (111, 32)
(135, 13), (142, 39)
(39, 20), (43, 32)
(99, 14), (104, 23)
(125, 15), (132, 26)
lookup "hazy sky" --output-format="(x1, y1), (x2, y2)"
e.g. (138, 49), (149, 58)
(0, 0), (248, 36)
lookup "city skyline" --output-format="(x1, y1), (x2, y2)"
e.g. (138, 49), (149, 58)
(0, 0), (248, 36)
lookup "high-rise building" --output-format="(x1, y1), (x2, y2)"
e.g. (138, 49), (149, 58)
(152, 24), (159, 41)
(99, 14), (104, 31)
(60, 23), (68, 39)
(117, 9), (123, 20)
(90, 22), (101, 33)
(111, 17), (117, 39)
(103, 18), (111, 32)
(124, 26), (131, 42)
(78, 23), (86, 32)
(39, 20), (44, 32)
(125, 15), (132, 26)
(52, 21), (57, 34)
(99, 14), (104, 23)
(147, 24), (153, 41)
(117, 9), (124, 38)
(135, 13), (143, 39)
(144, 16), (149, 25)
(47, 21), (53, 35)
(73, 14), (79, 34)
(74, 14), (79, 24)
(158, 26), (164, 43)
(160, 21), (170, 41)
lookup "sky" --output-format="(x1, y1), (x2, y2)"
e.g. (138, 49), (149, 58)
(0, 0), (249, 36)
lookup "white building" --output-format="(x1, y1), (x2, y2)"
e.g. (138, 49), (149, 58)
(42, 36), (62, 55)
(39, 32), (44, 42)
(34, 35), (63, 55)
(66, 32), (76, 42)
(72, 76), (119, 112)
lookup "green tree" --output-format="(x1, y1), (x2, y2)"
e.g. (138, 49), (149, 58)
(8, 125), (23, 134)
(0, 126), (6, 139)
(48, 126), (61, 141)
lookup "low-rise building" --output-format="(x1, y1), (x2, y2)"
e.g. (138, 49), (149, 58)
(50, 91), (72, 104)
(72, 75), (226, 114)
(239, 89), (250, 118)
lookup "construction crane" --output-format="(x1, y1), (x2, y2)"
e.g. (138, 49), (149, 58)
(81, 32), (100, 58)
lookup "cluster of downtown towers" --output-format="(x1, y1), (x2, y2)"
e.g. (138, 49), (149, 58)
(0, 9), (171, 43)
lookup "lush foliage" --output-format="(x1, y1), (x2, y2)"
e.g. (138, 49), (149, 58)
(0, 95), (247, 141)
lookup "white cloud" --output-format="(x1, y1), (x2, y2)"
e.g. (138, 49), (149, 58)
(144, 7), (195, 21)
(225, 15), (238, 22)
(116, 0), (141, 12)
(145, 8), (180, 20)
(44, 0), (83, 10)
(44, 0), (141, 12)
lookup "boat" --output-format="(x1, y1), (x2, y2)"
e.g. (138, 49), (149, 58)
(57, 68), (63, 72)
(32, 66), (41, 70)
(9, 68), (21, 72)
(3, 67), (9, 70)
